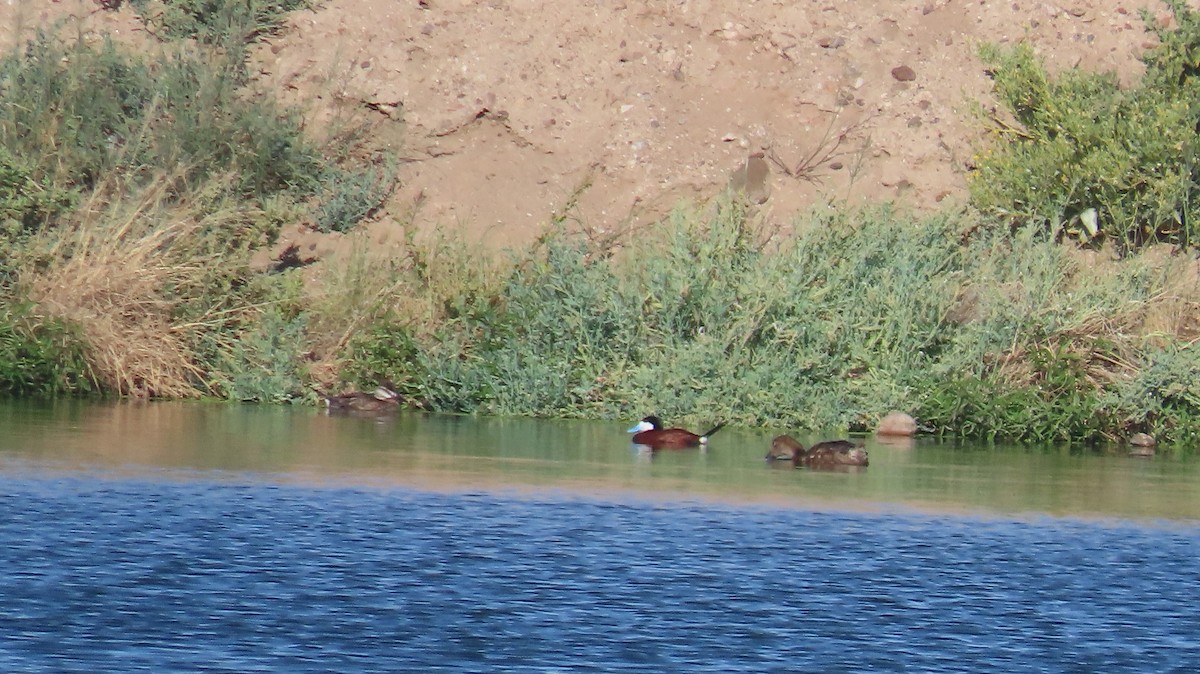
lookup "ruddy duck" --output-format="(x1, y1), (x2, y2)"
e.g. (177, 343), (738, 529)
(627, 415), (726, 449)
(323, 386), (401, 414)
(766, 434), (869, 468)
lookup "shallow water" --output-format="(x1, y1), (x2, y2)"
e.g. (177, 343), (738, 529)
(1, 401), (1198, 672)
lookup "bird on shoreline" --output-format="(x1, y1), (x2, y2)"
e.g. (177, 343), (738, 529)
(627, 415), (726, 449)
(766, 434), (869, 469)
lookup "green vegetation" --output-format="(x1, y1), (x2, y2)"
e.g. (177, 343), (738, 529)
(972, 0), (1200, 252)
(0, 304), (96, 397)
(0, 1), (387, 400)
(127, 0), (315, 44)
(342, 202), (1200, 445)
(2, 0), (1200, 448)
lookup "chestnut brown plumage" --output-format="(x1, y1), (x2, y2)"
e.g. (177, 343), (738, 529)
(627, 415), (726, 449)
(766, 434), (869, 468)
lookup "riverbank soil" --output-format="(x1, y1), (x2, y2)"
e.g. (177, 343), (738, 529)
(7, 1), (1172, 253)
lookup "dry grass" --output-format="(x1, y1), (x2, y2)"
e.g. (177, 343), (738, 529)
(301, 222), (504, 383)
(19, 173), (247, 398)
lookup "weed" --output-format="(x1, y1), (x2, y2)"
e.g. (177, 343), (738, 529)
(128, 0), (314, 48)
(972, 0), (1200, 252)
(212, 306), (310, 403)
(0, 303), (96, 397)
(314, 162), (399, 233)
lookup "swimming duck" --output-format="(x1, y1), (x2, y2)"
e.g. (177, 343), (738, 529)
(627, 415), (726, 449)
(766, 434), (869, 469)
(323, 385), (401, 414)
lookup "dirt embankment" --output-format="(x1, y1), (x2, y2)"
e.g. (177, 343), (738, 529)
(11, 1), (1170, 256)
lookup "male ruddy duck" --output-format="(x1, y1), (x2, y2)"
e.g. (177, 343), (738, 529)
(324, 385), (401, 414)
(766, 434), (869, 468)
(627, 415), (726, 449)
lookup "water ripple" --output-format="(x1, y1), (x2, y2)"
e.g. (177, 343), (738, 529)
(1, 476), (1197, 673)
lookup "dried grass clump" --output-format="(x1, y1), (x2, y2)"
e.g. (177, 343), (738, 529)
(303, 224), (503, 380)
(20, 176), (238, 398)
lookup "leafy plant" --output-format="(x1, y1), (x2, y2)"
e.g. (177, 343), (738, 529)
(341, 321), (426, 402)
(0, 304), (96, 397)
(971, 0), (1200, 252)
(0, 147), (77, 238)
(212, 307), (310, 403)
(127, 0), (314, 48)
(314, 163), (398, 233)
(1112, 343), (1200, 445)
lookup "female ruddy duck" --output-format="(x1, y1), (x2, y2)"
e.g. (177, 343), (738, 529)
(766, 434), (869, 468)
(323, 385), (401, 414)
(627, 415), (726, 449)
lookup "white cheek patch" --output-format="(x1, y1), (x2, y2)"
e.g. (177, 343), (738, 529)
(627, 421), (654, 433)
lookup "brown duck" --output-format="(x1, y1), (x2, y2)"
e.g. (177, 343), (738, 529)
(323, 385), (401, 414)
(766, 434), (869, 469)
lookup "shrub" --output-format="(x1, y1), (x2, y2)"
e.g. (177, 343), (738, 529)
(127, 0), (314, 47)
(341, 321), (426, 401)
(1111, 343), (1200, 445)
(971, 0), (1200, 252)
(0, 147), (77, 239)
(314, 162), (399, 233)
(0, 26), (325, 220)
(407, 200), (970, 430)
(211, 306), (310, 403)
(0, 303), (96, 397)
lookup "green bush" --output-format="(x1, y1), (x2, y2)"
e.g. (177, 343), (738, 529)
(210, 306), (310, 403)
(0, 27), (325, 220)
(971, 0), (1200, 252)
(0, 147), (77, 238)
(348, 199), (1198, 443)
(1112, 343), (1200, 445)
(0, 304), (96, 397)
(919, 343), (1113, 443)
(409, 201), (969, 430)
(341, 321), (426, 401)
(0, 32), (153, 196)
(128, 0), (314, 47)
(314, 163), (398, 233)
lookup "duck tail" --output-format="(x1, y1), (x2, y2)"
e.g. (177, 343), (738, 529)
(699, 422), (726, 443)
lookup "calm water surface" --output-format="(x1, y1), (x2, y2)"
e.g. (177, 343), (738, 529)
(1, 400), (1197, 672)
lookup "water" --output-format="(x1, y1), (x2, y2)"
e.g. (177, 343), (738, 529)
(1, 401), (1198, 672)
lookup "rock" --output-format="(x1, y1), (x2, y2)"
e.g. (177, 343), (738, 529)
(1128, 432), (1156, 447)
(727, 152), (771, 204)
(890, 65), (917, 82)
(876, 411), (917, 436)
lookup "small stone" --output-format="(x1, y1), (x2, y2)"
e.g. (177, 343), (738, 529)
(891, 65), (917, 82)
(1129, 432), (1156, 447)
(876, 411), (917, 437)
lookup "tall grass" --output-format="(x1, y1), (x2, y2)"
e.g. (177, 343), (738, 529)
(335, 196), (1200, 443)
(16, 172), (260, 398)
(0, 7), (392, 400)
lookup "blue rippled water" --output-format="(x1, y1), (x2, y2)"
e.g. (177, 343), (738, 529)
(1, 474), (1197, 673)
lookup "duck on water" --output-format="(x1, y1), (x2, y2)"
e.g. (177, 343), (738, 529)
(766, 434), (869, 469)
(323, 385), (402, 414)
(627, 415), (726, 449)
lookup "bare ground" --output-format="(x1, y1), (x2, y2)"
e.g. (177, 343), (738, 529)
(7, 0), (1174, 256)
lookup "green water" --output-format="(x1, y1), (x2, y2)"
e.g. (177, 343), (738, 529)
(1, 399), (1196, 522)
